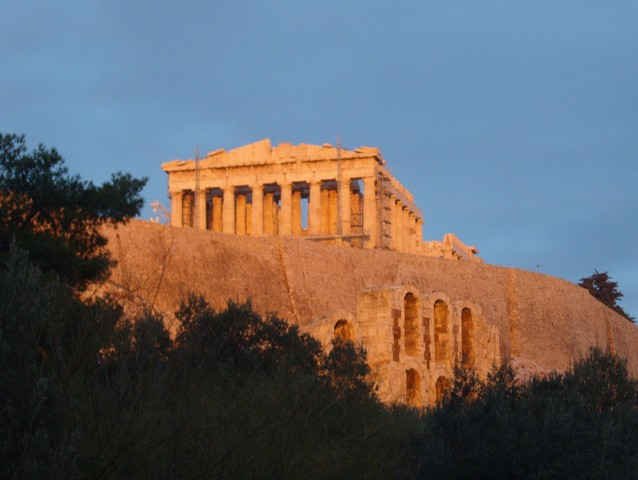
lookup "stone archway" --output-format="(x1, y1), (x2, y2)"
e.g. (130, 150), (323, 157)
(334, 319), (353, 342)
(404, 293), (419, 356)
(406, 368), (422, 407)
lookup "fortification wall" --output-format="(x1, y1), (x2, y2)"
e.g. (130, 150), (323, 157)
(99, 221), (638, 385)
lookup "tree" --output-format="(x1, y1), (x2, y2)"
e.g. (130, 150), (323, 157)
(0, 247), (125, 477)
(412, 349), (638, 479)
(579, 270), (634, 322)
(322, 338), (373, 400)
(0, 133), (147, 289)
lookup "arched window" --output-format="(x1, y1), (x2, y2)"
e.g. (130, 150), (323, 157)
(333, 319), (353, 342)
(406, 369), (421, 407)
(434, 300), (449, 363)
(404, 293), (419, 356)
(436, 376), (451, 403)
(461, 307), (474, 369)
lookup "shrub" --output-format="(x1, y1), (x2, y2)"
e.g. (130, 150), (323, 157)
(412, 349), (638, 479)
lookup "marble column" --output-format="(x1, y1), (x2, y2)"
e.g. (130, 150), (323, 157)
(400, 206), (408, 253)
(338, 178), (351, 236)
(272, 195), (279, 235)
(170, 191), (182, 227)
(407, 211), (415, 253)
(246, 201), (252, 235)
(409, 211), (415, 252)
(406, 209), (412, 252)
(308, 180), (321, 235)
(263, 192), (275, 235)
(196, 189), (207, 230)
(320, 187), (330, 234)
(291, 189), (302, 235)
(212, 195), (223, 232)
(403, 207), (409, 252)
(182, 191), (194, 227)
(279, 182), (292, 235)
(206, 193), (214, 229)
(363, 176), (377, 248)
(328, 189), (338, 234)
(251, 184), (263, 235)
(391, 198), (400, 251)
(235, 193), (247, 235)
(350, 189), (363, 233)
(222, 187), (234, 234)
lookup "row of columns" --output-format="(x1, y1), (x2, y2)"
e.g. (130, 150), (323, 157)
(170, 177), (379, 247)
(389, 195), (423, 254)
(169, 178), (423, 253)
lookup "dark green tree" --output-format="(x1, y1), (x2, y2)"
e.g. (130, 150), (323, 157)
(322, 338), (373, 400)
(174, 295), (325, 375)
(579, 270), (634, 322)
(0, 133), (147, 289)
(412, 349), (638, 479)
(0, 248), (125, 478)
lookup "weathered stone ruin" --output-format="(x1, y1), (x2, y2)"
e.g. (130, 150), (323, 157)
(162, 139), (479, 260)
(98, 139), (638, 407)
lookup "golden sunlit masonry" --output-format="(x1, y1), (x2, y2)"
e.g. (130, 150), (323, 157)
(99, 139), (638, 407)
(162, 139), (479, 261)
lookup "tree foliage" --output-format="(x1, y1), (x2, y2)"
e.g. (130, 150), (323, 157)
(4, 246), (638, 479)
(579, 270), (634, 322)
(0, 248), (123, 478)
(0, 133), (147, 289)
(3, 133), (638, 478)
(412, 350), (638, 479)
(1, 249), (415, 479)
(174, 294), (325, 376)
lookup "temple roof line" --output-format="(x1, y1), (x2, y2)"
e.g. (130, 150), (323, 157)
(162, 138), (386, 172)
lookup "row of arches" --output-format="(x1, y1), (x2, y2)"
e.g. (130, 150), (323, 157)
(405, 369), (451, 406)
(396, 293), (475, 369)
(331, 294), (476, 369)
(329, 292), (476, 407)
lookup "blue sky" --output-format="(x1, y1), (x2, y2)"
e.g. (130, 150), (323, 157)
(2, 1), (637, 315)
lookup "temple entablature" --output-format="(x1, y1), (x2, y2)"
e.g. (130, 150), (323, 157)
(161, 138), (480, 259)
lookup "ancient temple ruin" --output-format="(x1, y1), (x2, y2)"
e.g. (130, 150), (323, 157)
(162, 139), (479, 260)
(96, 138), (638, 408)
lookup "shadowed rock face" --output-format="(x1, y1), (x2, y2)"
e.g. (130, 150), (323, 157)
(98, 220), (638, 405)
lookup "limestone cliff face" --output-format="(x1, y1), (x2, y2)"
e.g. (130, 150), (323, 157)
(99, 220), (638, 404)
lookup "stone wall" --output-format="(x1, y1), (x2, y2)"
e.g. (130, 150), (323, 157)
(98, 220), (638, 405)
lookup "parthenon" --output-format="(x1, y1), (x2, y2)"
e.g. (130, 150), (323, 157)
(162, 139), (479, 260)
(101, 138), (638, 409)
